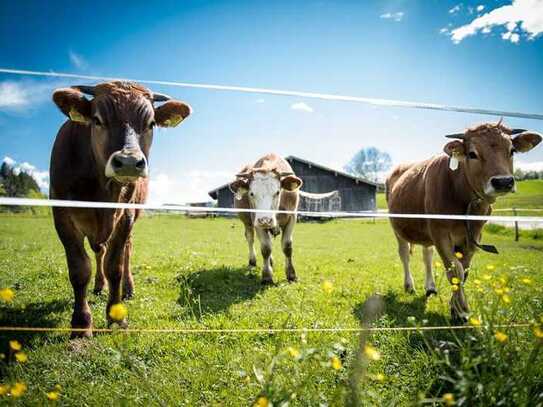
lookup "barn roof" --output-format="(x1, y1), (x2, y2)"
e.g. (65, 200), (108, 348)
(208, 155), (378, 200)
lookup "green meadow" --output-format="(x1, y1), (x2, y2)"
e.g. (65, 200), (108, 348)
(1, 208), (543, 405)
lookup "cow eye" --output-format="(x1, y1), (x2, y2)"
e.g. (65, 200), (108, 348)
(93, 116), (103, 127)
(249, 192), (255, 197)
(468, 151), (478, 159)
(275, 191), (280, 196)
(148, 120), (156, 130)
(510, 148), (516, 156)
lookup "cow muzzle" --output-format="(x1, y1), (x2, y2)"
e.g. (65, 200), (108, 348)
(256, 216), (276, 229)
(105, 149), (148, 181)
(485, 175), (515, 195)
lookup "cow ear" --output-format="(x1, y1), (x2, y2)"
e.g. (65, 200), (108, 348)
(512, 132), (542, 153)
(281, 175), (303, 191)
(154, 101), (192, 128)
(443, 140), (466, 158)
(52, 88), (91, 123)
(229, 179), (249, 194)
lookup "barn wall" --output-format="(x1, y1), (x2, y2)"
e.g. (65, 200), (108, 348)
(288, 159), (376, 211)
(217, 188), (235, 209)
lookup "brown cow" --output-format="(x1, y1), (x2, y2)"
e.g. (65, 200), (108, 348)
(229, 154), (303, 284)
(50, 81), (191, 337)
(386, 122), (541, 322)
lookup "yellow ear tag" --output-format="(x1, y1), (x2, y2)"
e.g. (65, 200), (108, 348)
(68, 108), (88, 123)
(163, 115), (184, 127)
(449, 153), (459, 171)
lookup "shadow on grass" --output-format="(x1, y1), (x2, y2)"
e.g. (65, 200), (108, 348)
(177, 266), (266, 317)
(0, 299), (71, 349)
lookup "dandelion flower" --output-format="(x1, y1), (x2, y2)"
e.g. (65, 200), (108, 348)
(322, 280), (334, 294)
(0, 288), (14, 303)
(455, 252), (463, 259)
(486, 265), (495, 271)
(108, 303), (128, 321)
(254, 396), (269, 407)
(364, 344), (381, 361)
(521, 277), (533, 285)
(10, 382), (27, 398)
(469, 317), (482, 327)
(54, 384), (61, 391)
(15, 352), (27, 363)
(451, 277), (460, 285)
(501, 294), (512, 304)
(0, 384), (8, 396)
(473, 279), (481, 285)
(434, 261), (442, 268)
(451, 284), (459, 292)
(331, 356), (342, 370)
(47, 391), (60, 401)
(442, 393), (455, 406)
(533, 326), (543, 339)
(9, 340), (22, 351)
(483, 274), (492, 281)
(494, 331), (508, 343)
(374, 373), (385, 382)
(494, 288), (504, 295)
(286, 347), (300, 359)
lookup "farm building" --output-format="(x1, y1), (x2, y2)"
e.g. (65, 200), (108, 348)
(208, 155), (378, 214)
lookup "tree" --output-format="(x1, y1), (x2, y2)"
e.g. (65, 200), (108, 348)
(344, 147), (392, 182)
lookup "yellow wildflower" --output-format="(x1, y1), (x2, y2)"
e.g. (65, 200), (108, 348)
(494, 331), (508, 343)
(442, 393), (455, 406)
(455, 252), (463, 259)
(322, 280), (333, 294)
(477, 288), (484, 293)
(499, 277), (507, 285)
(286, 346), (300, 359)
(533, 326), (543, 339)
(10, 382), (27, 398)
(469, 317), (482, 327)
(331, 356), (342, 370)
(15, 352), (28, 363)
(451, 277), (460, 285)
(501, 294), (512, 304)
(486, 265), (496, 271)
(9, 340), (22, 351)
(0, 288), (14, 303)
(434, 261), (442, 268)
(473, 279), (481, 285)
(521, 277), (533, 285)
(451, 284), (459, 292)
(47, 391), (60, 401)
(108, 303), (128, 321)
(494, 288), (504, 295)
(0, 384), (8, 396)
(374, 373), (385, 382)
(254, 396), (269, 407)
(54, 384), (61, 391)
(483, 274), (492, 281)
(364, 344), (381, 361)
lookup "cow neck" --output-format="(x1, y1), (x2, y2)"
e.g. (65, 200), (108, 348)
(103, 178), (138, 204)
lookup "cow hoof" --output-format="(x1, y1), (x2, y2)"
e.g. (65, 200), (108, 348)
(122, 291), (134, 300)
(70, 329), (93, 339)
(93, 287), (104, 295)
(248, 260), (257, 268)
(404, 286), (416, 294)
(451, 312), (469, 325)
(287, 275), (298, 283)
(261, 278), (274, 286)
(108, 318), (128, 329)
(425, 288), (438, 297)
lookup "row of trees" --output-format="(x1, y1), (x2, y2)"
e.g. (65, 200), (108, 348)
(0, 161), (47, 213)
(514, 168), (543, 181)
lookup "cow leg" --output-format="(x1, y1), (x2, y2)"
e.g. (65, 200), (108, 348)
(122, 237), (135, 300)
(93, 245), (107, 295)
(54, 213), (93, 338)
(423, 246), (437, 297)
(434, 237), (469, 323)
(244, 225), (257, 267)
(396, 235), (415, 293)
(256, 227), (274, 284)
(281, 217), (297, 282)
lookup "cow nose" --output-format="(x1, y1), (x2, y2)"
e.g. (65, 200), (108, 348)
(257, 217), (273, 227)
(490, 176), (515, 192)
(109, 150), (147, 178)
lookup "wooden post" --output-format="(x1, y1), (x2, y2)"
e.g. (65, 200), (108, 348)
(513, 207), (519, 242)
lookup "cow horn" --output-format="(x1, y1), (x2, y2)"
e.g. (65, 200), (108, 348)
(72, 85), (96, 96)
(152, 92), (171, 102)
(279, 171), (294, 177)
(235, 171), (251, 178)
(445, 133), (465, 139)
(511, 128), (527, 135)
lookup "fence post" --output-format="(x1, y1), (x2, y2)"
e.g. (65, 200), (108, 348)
(513, 207), (519, 242)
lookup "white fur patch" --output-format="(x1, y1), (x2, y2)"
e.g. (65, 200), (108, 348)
(449, 155), (459, 171)
(249, 173), (281, 227)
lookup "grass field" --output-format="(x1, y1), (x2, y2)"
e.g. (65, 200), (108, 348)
(1, 214), (543, 405)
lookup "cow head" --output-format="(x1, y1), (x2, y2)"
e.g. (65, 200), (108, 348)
(53, 81), (191, 183)
(230, 169), (302, 229)
(444, 122), (542, 201)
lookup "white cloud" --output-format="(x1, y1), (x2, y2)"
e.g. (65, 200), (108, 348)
(439, 27), (450, 34)
(380, 11), (404, 22)
(0, 80), (65, 111)
(477, 5), (485, 12)
(290, 102), (314, 113)
(2, 156), (49, 192)
(449, 0), (543, 44)
(148, 170), (232, 204)
(516, 161), (543, 172)
(449, 4), (462, 14)
(0, 82), (28, 108)
(255, 98), (265, 104)
(69, 50), (88, 70)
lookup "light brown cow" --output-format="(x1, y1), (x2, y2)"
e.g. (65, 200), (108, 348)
(229, 154), (303, 284)
(50, 81), (191, 337)
(386, 122), (541, 322)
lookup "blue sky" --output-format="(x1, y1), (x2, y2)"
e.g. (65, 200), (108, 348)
(1, 0), (542, 202)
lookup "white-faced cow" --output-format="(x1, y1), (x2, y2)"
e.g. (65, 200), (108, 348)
(229, 154), (303, 284)
(50, 81), (191, 337)
(386, 122), (541, 322)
